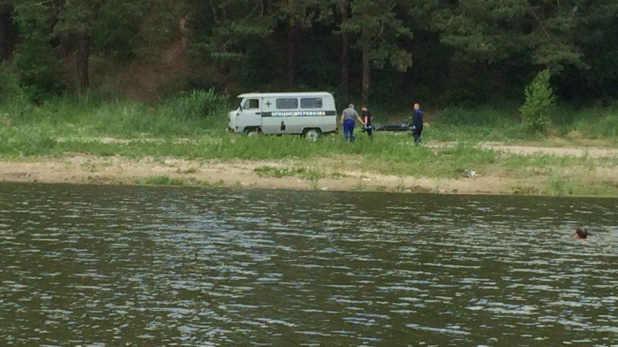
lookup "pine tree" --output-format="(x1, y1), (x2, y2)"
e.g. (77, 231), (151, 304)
(344, 0), (412, 104)
(12, 0), (63, 101)
(520, 69), (555, 134)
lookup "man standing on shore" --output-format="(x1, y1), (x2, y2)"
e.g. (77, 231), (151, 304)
(340, 103), (364, 142)
(411, 102), (424, 144)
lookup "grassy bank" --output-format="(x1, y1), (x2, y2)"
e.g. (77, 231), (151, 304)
(1, 90), (618, 196)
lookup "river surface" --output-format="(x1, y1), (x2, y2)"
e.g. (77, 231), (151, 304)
(1, 183), (618, 346)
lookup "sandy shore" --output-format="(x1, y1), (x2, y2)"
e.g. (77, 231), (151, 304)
(1, 143), (617, 195)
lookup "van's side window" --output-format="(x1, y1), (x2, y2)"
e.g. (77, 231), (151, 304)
(276, 98), (298, 109)
(300, 98), (323, 109)
(243, 99), (259, 109)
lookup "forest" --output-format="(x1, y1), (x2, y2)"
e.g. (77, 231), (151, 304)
(0, 0), (618, 111)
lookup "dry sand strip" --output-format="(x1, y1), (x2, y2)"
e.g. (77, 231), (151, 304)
(0, 155), (527, 195)
(479, 143), (618, 158)
(426, 142), (618, 158)
(1, 142), (617, 194)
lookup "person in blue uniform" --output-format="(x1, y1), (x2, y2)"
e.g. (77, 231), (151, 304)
(340, 104), (364, 142)
(411, 102), (423, 144)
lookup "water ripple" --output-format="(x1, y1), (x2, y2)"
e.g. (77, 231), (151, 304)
(1, 184), (617, 345)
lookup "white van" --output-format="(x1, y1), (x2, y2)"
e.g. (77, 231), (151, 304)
(227, 92), (337, 140)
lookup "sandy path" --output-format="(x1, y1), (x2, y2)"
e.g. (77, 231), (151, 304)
(479, 142), (618, 158)
(0, 155), (510, 194)
(426, 142), (618, 158)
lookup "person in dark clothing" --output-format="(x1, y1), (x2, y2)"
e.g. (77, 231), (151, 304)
(361, 106), (373, 139)
(411, 102), (424, 144)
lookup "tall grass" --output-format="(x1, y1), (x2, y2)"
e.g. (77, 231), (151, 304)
(431, 106), (528, 142)
(0, 126), (57, 157)
(571, 108), (618, 138)
(1, 88), (230, 139)
(1, 90), (617, 162)
(427, 104), (618, 142)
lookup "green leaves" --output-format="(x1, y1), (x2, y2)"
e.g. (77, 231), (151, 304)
(12, 0), (64, 101)
(345, 0), (412, 71)
(430, 0), (590, 72)
(190, 0), (275, 63)
(2, 0), (618, 107)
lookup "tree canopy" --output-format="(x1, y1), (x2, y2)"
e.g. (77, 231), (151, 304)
(1, 0), (617, 107)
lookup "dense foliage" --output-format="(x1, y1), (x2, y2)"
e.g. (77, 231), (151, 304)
(1, 0), (618, 110)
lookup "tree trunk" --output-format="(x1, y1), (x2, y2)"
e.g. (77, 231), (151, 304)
(0, 5), (8, 61)
(338, 0), (349, 98)
(76, 31), (90, 88)
(361, 26), (371, 105)
(179, 15), (189, 50)
(57, 31), (70, 58)
(286, 3), (297, 88)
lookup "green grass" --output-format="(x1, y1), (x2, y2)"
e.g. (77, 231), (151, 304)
(135, 176), (186, 186)
(254, 165), (324, 179)
(133, 175), (213, 186)
(1, 112), (614, 180)
(546, 171), (575, 196)
(2, 92), (617, 156)
(254, 165), (326, 190)
(425, 104), (618, 143)
(2, 88), (228, 139)
(2, 91), (618, 196)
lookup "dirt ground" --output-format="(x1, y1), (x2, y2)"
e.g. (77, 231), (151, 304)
(1, 143), (617, 195)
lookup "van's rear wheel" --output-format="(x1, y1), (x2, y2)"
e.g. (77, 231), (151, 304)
(304, 129), (321, 141)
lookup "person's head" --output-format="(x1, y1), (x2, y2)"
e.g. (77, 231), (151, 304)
(348, 103), (354, 109)
(414, 102), (420, 110)
(575, 226), (588, 239)
(361, 105), (367, 111)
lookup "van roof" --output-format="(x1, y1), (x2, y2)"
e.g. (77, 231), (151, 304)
(238, 92), (333, 98)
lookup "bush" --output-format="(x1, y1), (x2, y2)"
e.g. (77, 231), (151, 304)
(574, 110), (618, 138)
(160, 89), (229, 122)
(437, 106), (513, 127)
(83, 89), (230, 137)
(0, 126), (58, 156)
(0, 63), (27, 105)
(519, 69), (555, 134)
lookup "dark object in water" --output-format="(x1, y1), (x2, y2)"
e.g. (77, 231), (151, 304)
(374, 122), (412, 132)
(575, 226), (588, 239)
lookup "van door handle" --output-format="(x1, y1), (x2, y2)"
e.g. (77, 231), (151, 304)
(255, 112), (261, 115)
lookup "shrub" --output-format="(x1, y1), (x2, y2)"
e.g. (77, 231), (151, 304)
(519, 69), (555, 134)
(437, 106), (512, 127)
(161, 89), (229, 121)
(0, 63), (27, 105)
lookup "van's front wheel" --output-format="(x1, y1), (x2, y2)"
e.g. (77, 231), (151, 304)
(244, 128), (261, 137)
(303, 129), (321, 142)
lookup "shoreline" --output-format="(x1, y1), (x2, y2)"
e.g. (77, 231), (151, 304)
(2, 144), (617, 196)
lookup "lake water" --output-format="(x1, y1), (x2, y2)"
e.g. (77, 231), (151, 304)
(1, 183), (618, 346)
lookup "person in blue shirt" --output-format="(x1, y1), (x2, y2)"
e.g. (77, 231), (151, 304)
(411, 102), (424, 144)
